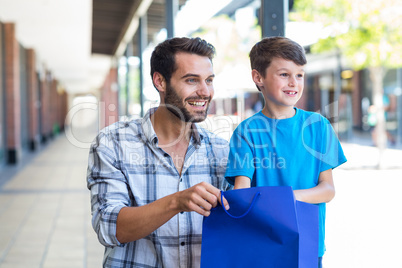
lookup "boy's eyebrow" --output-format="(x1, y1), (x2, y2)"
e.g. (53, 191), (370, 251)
(277, 67), (305, 72)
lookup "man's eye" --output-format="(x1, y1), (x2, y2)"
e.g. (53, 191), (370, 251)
(187, 78), (196, 83)
(206, 78), (213, 84)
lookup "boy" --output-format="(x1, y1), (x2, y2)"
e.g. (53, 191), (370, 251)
(224, 36), (347, 267)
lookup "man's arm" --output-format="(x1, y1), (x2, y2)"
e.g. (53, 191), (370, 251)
(293, 168), (335, 204)
(116, 181), (229, 243)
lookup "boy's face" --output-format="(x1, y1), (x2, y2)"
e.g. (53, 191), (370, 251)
(253, 57), (305, 114)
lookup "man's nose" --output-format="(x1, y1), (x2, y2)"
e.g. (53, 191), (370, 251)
(197, 81), (212, 97)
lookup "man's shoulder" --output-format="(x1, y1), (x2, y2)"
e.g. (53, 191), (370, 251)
(96, 118), (143, 139)
(197, 125), (229, 147)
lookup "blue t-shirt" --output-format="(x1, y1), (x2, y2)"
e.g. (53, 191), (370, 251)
(225, 108), (347, 257)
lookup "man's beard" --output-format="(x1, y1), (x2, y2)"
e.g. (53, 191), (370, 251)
(164, 83), (211, 123)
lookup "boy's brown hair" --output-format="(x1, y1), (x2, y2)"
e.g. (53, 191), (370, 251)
(249, 36), (307, 78)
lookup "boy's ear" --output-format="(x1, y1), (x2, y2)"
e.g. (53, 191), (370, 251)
(251, 69), (264, 89)
(153, 72), (166, 92)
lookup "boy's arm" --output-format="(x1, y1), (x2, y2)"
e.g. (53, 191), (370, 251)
(293, 169), (335, 204)
(234, 176), (251, 189)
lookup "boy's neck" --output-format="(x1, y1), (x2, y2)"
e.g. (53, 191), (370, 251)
(262, 106), (296, 119)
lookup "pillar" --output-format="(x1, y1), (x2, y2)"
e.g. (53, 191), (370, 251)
(4, 23), (21, 164)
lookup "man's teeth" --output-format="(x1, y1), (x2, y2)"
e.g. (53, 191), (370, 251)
(189, 101), (205, 106)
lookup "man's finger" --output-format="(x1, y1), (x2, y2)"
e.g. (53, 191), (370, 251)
(201, 183), (230, 210)
(188, 201), (210, 217)
(219, 193), (230, 210)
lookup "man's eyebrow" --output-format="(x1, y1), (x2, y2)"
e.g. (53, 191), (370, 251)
(181, 73), (199, 79)
(181, 73), (215, 79)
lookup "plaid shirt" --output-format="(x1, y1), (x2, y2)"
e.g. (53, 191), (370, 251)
(87, 108), (231, 268)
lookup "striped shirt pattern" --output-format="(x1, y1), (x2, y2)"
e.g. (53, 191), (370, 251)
(87, 108), (231, 268)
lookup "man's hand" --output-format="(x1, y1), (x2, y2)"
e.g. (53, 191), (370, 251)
(116, 182), (229, 243)
(174, 182), (230, 217)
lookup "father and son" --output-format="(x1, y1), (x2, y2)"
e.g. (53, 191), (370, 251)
(87, 36), (347, 267)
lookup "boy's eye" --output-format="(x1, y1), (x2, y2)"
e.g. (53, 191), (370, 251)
(297, 74), (304, 78)
(280, 73), (289, 77)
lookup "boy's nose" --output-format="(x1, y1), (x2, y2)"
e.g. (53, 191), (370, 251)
(288, 76), (298, 87)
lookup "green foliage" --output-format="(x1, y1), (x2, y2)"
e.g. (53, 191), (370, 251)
(291, 0), (402, 70)
(292, 0), (351, 25)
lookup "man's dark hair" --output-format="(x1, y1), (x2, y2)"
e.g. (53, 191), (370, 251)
(249, 36), (307, 78)
(150, 37), (216, 88)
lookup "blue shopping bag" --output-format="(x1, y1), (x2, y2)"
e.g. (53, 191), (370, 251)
(201, 186), (318, 268)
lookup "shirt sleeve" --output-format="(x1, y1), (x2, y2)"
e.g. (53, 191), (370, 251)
(87, 131), (129, 248)
(319, 118), (347, 172)
(224, 128), (255, 185)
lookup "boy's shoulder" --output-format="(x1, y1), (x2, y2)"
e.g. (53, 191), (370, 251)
(235, 109), (330, 133)
(296, 109), (330, 126)
(237, 111), (267, 127)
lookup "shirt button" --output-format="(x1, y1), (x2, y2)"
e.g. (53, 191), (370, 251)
(164, 153), (169, 157)
(180, 211), (184, 214)
(181, 242), (185, 246)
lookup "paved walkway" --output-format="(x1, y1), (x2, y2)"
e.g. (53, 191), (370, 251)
(325, 142), (402, 268)
(0, 129), (401, 267)
(0, 133), (103, 268)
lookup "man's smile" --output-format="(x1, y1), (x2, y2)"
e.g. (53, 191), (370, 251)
(187, 100), (207, 107)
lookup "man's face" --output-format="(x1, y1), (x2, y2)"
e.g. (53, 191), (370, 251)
(163, 53), (214, 123)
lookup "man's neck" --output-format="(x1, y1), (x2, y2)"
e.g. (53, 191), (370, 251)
(151, 106), (192, 147)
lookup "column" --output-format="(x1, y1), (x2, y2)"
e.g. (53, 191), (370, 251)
(100, 68), (119, 129)
(4, 23), (21, 164)
(26, 48), (39, 151)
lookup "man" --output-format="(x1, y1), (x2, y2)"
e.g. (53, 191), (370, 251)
(87, 37), (231, 268)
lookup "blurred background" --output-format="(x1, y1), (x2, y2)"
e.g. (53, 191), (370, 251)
(0, 0), (401, 267)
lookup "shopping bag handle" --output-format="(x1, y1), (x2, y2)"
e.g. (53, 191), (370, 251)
(221, 191), (261, 219)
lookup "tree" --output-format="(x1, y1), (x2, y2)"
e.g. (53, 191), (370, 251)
(291, 0), (402, 168)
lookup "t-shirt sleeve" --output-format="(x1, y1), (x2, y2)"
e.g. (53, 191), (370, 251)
(224, 128), (255, 185)
(319, 118), (347, 172)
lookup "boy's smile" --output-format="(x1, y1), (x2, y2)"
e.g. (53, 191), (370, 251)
(283, 90), (298, 96)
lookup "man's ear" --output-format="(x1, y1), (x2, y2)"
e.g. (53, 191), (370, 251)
(251, 69), (264, 91)
(153, 72), (166, 92)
